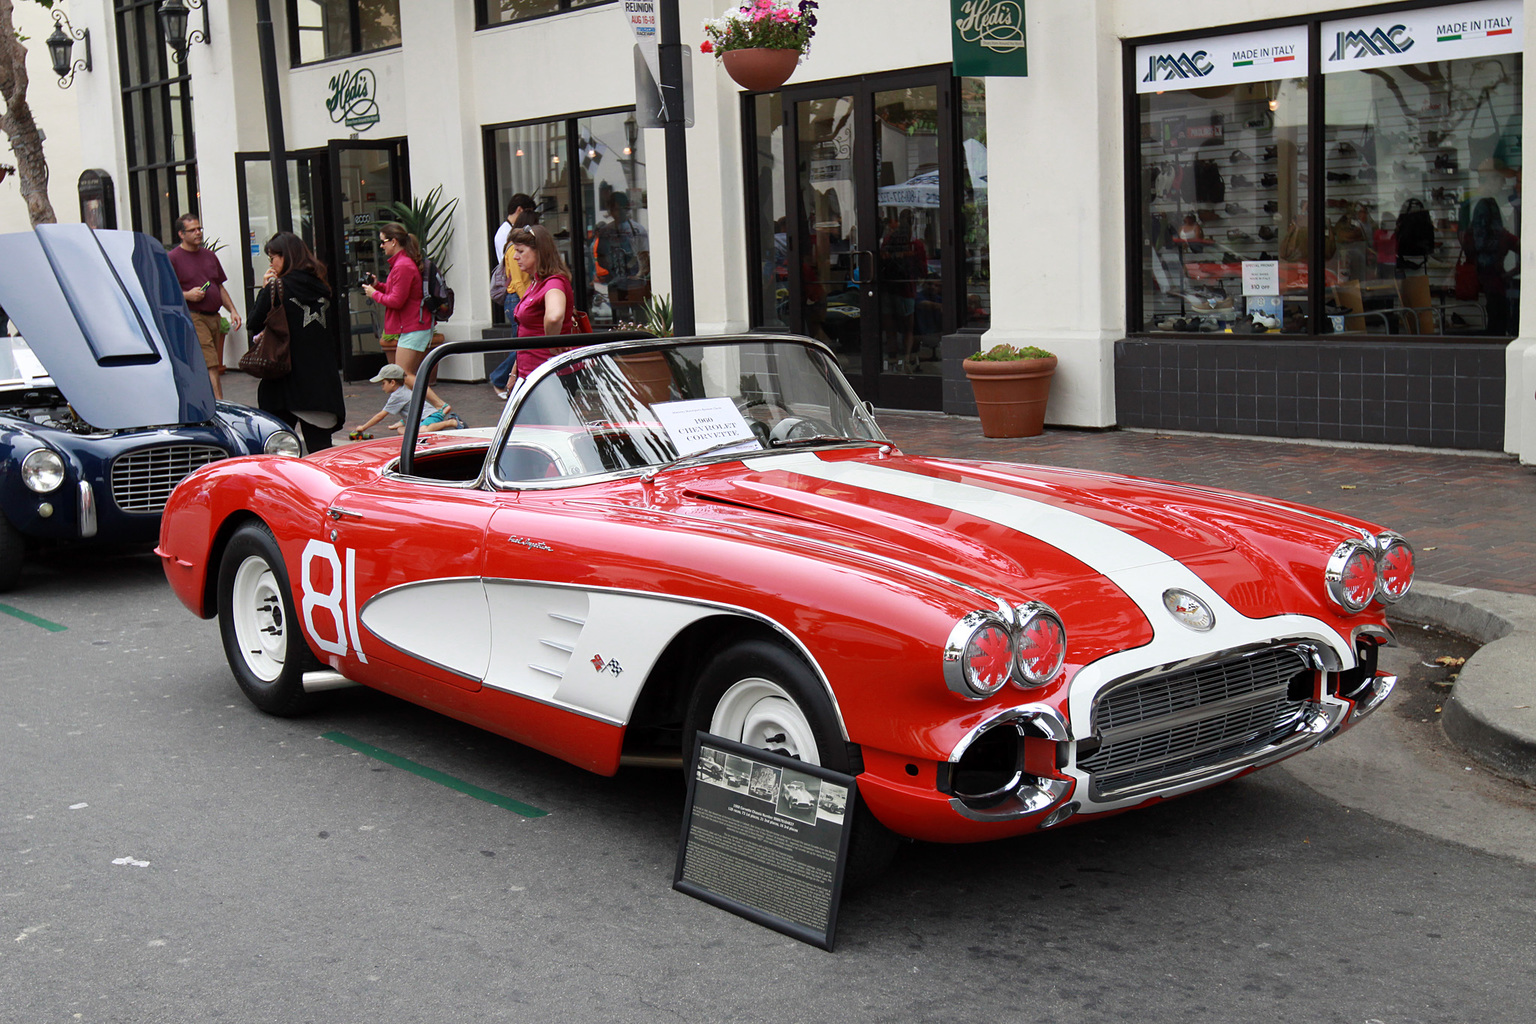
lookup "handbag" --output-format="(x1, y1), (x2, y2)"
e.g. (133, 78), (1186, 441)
(239, 279), (292, 379)
(1454, 249), (1480, 300)
(549, 309), (593, 357)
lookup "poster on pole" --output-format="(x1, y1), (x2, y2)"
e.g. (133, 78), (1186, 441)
(625, 0), (662, 87)
(674, 733), (857, 951)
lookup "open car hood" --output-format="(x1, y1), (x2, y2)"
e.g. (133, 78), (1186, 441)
(0, 224), (216, 428)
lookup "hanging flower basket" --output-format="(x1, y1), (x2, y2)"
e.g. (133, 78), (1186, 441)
(702, 2), (817, 91)
(721, 46), (801, 91)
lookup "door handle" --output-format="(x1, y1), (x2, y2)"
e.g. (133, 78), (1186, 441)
(850, 249), (875, 298)
(327, 506), (364, 520)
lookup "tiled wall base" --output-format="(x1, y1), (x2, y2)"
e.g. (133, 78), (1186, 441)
(1115, 339), (1506, 450)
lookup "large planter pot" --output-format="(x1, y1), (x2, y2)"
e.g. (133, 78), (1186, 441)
(962, 356), (1057, 438)
(615, 350), (673, 404)
(721, 47), (800, 91)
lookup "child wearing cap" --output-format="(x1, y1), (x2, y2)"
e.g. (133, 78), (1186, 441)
(351, 364), (464, 438)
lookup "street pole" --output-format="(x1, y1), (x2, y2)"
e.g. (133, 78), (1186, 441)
(254, 0), (292, 233)
(659, 0), (695, 335)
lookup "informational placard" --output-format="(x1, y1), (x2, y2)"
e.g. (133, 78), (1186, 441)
(674, 733), (857, 951)
(653, 397), (761, 457)
(1242, 260), (1280, 296)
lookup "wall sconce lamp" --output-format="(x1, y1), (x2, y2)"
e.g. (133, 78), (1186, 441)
(159, 0), (210, 66)
(47, 11), (91, 89)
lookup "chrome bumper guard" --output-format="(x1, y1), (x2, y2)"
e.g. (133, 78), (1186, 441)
(1349, 671), (1397, 721)
(945, 703), (1076, 823)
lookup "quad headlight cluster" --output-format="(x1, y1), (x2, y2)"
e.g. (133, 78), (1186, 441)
(1325, 532), (1415, 614)
(943, 600), (1067, 699)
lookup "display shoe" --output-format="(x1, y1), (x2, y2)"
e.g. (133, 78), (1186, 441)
(1226, 229), (1252, 241)
(1258, 224), (1277, 240)
(1251, 311), (1280, 328)
(1225, 202), (1245, 214)
(1230, 173), (1254, 188)
(1262, 199), (1279, 213)
(1326, 170), (1354, 182)
(1260, 172), (1279, 187)
(1262, 145), (1278, 160)
(1229, 149), (1250, 163)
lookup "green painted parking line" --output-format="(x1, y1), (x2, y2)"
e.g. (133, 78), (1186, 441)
(0, 603), (67, 632)
(321, 730), (549, 818)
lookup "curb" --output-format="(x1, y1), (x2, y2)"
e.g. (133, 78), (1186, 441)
(1391, 581), (1536, 787)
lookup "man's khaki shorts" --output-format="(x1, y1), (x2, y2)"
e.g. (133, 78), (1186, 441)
(190, 310), (225, 371)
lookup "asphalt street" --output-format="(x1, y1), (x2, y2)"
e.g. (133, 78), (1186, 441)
(3, 547), (1535, 1024)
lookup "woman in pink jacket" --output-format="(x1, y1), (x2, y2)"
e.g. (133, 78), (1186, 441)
(363, 222), (435, 376)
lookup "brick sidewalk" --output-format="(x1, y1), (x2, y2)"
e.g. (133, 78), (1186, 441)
(224, 369), (1536, 596)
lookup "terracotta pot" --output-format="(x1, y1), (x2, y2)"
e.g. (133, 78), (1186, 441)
(721, 47), (800, 92)
(615, 350), (673, 404)
(962, 355), (1057, 438)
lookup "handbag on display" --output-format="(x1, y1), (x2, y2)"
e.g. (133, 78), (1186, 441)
(239, 279), (292, 379)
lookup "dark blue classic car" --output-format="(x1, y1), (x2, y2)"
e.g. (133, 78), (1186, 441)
(0, 224), (299, 590)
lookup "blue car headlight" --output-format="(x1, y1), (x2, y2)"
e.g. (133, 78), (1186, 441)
(264, 430), (302, 457)
(21, 449), (65, 492)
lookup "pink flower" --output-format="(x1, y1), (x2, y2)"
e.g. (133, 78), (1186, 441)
(773, 9), (790, 20)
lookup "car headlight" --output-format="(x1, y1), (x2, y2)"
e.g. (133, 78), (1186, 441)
(944, 611), (1014, 698)
(1374, 532), (1414, 604)
(1012, 602), (1067, 687)
(264, 430), (302, 457)
(21, 448), (65, 493)
(1325, 539), (1378, 614)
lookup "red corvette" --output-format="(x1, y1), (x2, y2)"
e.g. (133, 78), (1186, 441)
(158, 336), (1410, 871)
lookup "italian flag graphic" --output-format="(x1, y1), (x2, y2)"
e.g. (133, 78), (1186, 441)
(1233, 54), (1297, 67)
(1438, 27), (1514, 41)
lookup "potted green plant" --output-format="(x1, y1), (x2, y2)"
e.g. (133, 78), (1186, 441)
(700, 1), (818, 92)
(382, 185), (458, 378)
(962, 343), (1057, 438)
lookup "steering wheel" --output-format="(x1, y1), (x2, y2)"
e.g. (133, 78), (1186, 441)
(769, 415), (838, 446)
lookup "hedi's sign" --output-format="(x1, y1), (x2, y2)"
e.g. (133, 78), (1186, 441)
(952, 0), (1028, 77)
(1323, 0), (1522, 73)
(1137, 26), (1308, 93)
(326, 67), (380, 132)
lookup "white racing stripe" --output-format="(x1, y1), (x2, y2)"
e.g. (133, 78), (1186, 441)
(746, 453), (1353, 751)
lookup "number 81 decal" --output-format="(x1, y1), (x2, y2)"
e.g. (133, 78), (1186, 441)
(300, 539), (368, 663)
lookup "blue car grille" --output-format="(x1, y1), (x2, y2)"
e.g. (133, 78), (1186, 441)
(1079, 646), (1314, 798)
(110, 444), (227, 513)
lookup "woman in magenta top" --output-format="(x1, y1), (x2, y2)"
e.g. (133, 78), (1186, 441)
(509, 224), (576, 383)
(363, 222), (435, 376)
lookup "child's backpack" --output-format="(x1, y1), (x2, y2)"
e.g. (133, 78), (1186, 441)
(420, 257), (455, 322)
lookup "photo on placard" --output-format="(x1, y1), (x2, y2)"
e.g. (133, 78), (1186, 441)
(776, 769), (822, 825)
(747, 762), (781, 802)
(723, 754), (753, 791)
(816, 782), (848, 824)
(696, 748), (727, 787)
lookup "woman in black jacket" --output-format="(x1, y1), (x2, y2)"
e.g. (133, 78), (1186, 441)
(247, 232), (346, 452)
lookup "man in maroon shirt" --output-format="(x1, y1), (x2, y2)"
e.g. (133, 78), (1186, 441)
(167, 214), (242, 398)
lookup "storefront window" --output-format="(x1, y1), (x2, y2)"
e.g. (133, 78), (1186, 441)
(751, 94), (789, 330)
(292, 0), (401, 65)
(1135, 27), (1310, 335)
(1131, 2), (1523, 339)
(960, 77), (989, 329)
(1323, 9), (1522, 337)
(477, 0), (611, 29)
(485, 110), (648, 328)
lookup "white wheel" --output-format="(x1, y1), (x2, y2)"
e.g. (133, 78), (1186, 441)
(229, 554), (288, 682)
(709, 678), (823, 765)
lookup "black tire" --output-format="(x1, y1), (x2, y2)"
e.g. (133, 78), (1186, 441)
(0, 515), (23, 592)
(685, 638), (900, 884)
(216, 522), (315, 716)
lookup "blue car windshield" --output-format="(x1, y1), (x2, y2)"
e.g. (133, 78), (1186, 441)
(493, 339), (886, 485)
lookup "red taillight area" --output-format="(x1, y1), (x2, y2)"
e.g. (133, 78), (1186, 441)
(966, 625), (1013, 692)
(1016, 614), (1066, 684)
(1377, 540), (1414, 601)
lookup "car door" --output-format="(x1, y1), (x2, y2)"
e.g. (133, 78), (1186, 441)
(303, 477), (505, 692)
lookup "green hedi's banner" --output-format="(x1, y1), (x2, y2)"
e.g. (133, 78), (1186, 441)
(952, 0), (1028, 77)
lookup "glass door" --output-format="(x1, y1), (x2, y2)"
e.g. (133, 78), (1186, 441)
(328, 139), (408, 380)
(771, 70), (952, 410)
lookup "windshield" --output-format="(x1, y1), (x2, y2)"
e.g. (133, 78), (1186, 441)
(492, 339), (886, 484)
(0, 336), (54, 390)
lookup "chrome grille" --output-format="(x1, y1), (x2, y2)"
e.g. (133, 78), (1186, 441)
(1080, 646), (1313, 799)
(110, 444), (227, 513)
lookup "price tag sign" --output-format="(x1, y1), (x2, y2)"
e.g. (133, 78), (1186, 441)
(1242, 260), (1280, 296)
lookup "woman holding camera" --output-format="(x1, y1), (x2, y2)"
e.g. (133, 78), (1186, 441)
(363, 222), (435, 376)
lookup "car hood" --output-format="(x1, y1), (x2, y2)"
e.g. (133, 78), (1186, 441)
(674, 449), (1366, 618)
(0, 224), (216, 429)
